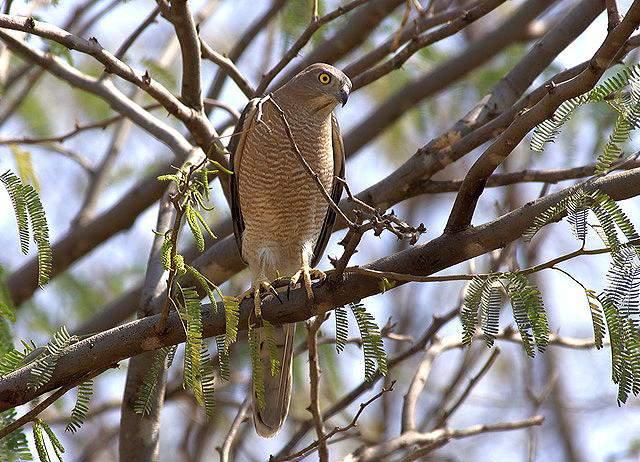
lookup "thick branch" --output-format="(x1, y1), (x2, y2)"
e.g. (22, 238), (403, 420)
(160, 0), (203, 111)
(0, 168), (638, 411)
(445, 0), (640, 233)
(0, 27), (197, 157)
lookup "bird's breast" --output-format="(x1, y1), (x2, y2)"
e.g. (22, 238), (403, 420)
(237, 106), (334, 259)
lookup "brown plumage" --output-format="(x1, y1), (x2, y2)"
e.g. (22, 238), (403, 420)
(228, 63), (351, 437)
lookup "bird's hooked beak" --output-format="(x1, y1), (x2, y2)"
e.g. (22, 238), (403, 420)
(339, 84), (350, 107)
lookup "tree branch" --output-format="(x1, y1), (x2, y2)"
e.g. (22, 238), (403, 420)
(445, 0), (640, 233)
(0, 168), (638, 411)
(0, 27), (197, 157)
(159, 0), (203, 111)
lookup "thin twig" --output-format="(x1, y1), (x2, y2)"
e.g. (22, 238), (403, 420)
(273, 381), (396, 462)
(343, 238), (640, 284)
(200, 39), (255, 98)
(0, 365), (112, 440)
(254, 0), (370, 95)
(401, 339), (442, 432)
(605, 0), (621, 30)
(218, 395), (251, 462)
(435, 348), (501, 426)
(306, 315), (329, 461)
(0, 103), (163, 146)
(352, 0), (507, 89)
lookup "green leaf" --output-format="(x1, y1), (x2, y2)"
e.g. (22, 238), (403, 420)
(223, 296), (239, 351)
(334, 306), (348, 354)
(65, 379), (94, 433)
(214, 335), (230, 381)
(263, 320), (281, 377)
(595, 113), (630, 173)
(133, 346), (175, 416)
(186, 265), (220, 310)
(0, 408), (32, 461)
(180, 287), (203, 398)
(160, 232), (173, 271)
(185, 205), (205, 252)
(22, 184), (51, 286)
(248, 323), (266, 412)
(350, 303), (387, 381)
(1, 170), (30, 255)
(29, 326), (77, 390)
(530, 95), (588, 152)
(506, 273), (549, 357)
(585, 289), (606, 349)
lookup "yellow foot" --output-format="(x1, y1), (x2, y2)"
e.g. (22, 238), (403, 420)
(237, 281), (282, 318)
(289, 267), (327, 300)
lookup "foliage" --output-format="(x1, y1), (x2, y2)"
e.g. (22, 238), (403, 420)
(0, 408), (32, 461)
(32, 419), (64, 462)
(248, 323), (266, 412)
(334, 306), (349, 354)
(0, 170), (51, 286)
(461, 274), (548, 357)
(214, 335), (230, 381)
(531, 64), (640, 173)
(28, 326), (77, 391)
(133, 157), (232, 418)
(520, 182), (640, 402)
(133, 346), (177, 416)
(349, 303), (387, 382)
(65, 379), (94, 433)
(263, 320), (281, 377)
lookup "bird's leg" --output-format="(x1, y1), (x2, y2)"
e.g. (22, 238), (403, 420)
(237, 279), (282, 319)
(289, 266), (327, 300)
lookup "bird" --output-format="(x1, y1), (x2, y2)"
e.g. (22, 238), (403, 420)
(228, 63), (351, 437)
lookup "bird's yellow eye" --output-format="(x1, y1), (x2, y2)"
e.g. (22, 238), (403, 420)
(318, 72), (331, 84)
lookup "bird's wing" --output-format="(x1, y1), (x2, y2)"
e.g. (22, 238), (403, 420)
(229, 98), (260, 262)
(311, 113), (346, 267)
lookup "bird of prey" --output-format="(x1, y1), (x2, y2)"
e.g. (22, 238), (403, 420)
(228, 63), (351, 437)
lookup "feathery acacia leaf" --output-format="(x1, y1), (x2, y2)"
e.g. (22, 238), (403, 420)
(248, 323), (266, 412)
(0, 408), (32, 461)
(480, 282), (502, 348)
(224, 296), (240, 351)
(33, 419), (64, 462)
(160, 232), (173, 271)
(1, 170), (29, 255)
(530, 95), (587, 152)
(585, 289), (606, 349)
(185, 204), (205, 252)
(65, 379), (94, 433)
(180, 287), (203, 395)
(461, 276), (489, 346)
(263, 320), (281, 377)
(334, 306), (349, 354)
(595, 114), (630, 174)
(29, 327), (77, 391)
(350, 303), (387, 381)
(199, 343), (216, 419)
(215, 335), (230, 381)
(22, 184), (51, 286)
(186, 265), (221, 309)
(133, 346), (175, 416)
(506, 273), (548, 356)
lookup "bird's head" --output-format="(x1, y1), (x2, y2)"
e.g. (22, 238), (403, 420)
(280, 63), (352, 114)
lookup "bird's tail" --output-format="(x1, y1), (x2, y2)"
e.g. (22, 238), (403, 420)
(253, 322), (295, 437)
